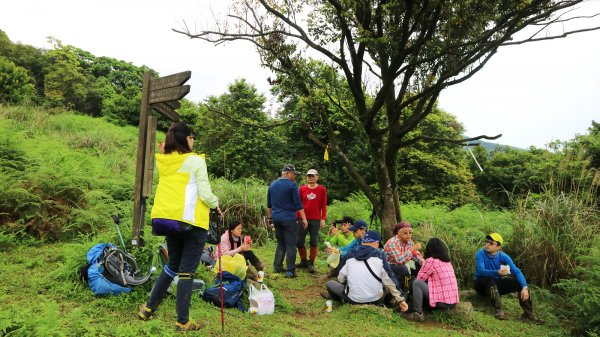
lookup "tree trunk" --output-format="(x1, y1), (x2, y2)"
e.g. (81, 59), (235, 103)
(372, 141), (401, 241)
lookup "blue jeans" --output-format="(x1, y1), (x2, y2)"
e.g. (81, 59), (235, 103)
(146, 226), (207, 324)
(273, 219), (299, 272)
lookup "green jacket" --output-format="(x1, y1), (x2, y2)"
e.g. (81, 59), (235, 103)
(327, 232), (354, 247)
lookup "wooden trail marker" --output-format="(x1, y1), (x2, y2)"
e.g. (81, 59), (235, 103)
(131, 71), (191, 248)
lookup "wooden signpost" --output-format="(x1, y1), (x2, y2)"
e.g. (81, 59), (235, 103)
(131, 70), (191, 248)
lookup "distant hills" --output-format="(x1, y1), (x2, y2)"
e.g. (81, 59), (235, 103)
(465, 139), (525, 152)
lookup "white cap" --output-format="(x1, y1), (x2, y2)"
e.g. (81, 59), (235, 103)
(306, 169), (318, 175)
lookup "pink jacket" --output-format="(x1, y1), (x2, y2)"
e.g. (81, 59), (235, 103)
(219, 230), (242, 257)
(417, 257), (459, 307)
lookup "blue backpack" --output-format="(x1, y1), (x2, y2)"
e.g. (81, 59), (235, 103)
(85, 243), (151, 296)
(201, 271), (246, 311)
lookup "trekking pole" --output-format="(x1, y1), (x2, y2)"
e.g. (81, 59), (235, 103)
(215, 212), (225, 333)
(111, 214), (127, 253)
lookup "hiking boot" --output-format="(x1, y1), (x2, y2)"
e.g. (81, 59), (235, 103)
(295, 260), (308, 269)
(246, 268), (258, 281)
(521, 313), (545, 325)
(306, 261), (317, 273)
(285, 271), (296, 278)
(138, 304), (154, 321)
(409, 312), (425, 322)
(175, 320), (205, 332)
(494, 309), (508, 320)
(320, 289), (332, 300)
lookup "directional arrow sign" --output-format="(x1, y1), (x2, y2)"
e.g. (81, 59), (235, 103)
(165, 100), (181, 109)
(152, 102), (181, 122)
(150, 71), (191, 91)
(149, 85), (190, 104)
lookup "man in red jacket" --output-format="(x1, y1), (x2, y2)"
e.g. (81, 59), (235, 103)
(296, 169), (327, 273)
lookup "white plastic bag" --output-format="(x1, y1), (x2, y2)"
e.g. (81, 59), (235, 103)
(248, 284), (275, 315)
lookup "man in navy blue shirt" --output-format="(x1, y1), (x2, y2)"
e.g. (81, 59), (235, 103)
(267, 164), (308, 278)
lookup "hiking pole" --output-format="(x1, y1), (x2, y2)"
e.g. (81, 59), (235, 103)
(111, 214), (127, 253)
(215, 212), (225, 333)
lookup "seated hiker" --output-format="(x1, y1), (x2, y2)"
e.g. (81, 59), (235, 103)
(409, 238), (459, 322)
(383, 221), (424, 290)
(474, 232), (544, 324)
(325, 220), (368, 277)
(324, 230), (409, 312)
(326, 216), (355, 248)
(220, 220), (265, 280)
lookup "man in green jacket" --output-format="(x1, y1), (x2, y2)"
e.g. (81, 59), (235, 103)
(326, 216), (354, 247)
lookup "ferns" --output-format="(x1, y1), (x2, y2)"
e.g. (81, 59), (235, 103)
(0, 105), (136, 241)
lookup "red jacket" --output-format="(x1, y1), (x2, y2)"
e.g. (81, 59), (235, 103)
(298, 184), (327, 220)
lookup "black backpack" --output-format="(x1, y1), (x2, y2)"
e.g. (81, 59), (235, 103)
(100, 245), (151, 287)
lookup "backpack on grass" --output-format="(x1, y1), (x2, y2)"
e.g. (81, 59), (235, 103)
(201, 271), (246, 311)
(85, 243), (151, 296)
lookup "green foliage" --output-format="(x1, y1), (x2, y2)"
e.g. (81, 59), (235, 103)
(397, 108), (479, 206)
(0, 56), (35, 104)
(44, 38), (88, 111)
(0, 105), (136, 241)
(210, 177), (272, 244)
(510, 182), (599, 288)
(199, 79), (285, 181)
(555, 240), (600, 337)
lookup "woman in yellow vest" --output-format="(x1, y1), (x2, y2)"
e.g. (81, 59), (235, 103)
(138, 122), (221, 332)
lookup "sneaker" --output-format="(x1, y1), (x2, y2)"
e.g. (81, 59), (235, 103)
(409, 312), (425, 322)
(495, 309), (508, 320)
(307, 261), (316, 274)
(285, 271), (296, 278)
(521, 313), (545, 325)
(175, 320), (205, 332)
(138, 304), (154, 321)
(320, 289), (332, 300)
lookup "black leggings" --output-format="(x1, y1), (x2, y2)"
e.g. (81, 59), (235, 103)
(242, 250), (262, 270)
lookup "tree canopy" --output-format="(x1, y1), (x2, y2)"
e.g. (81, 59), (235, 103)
(175, 0), (599, 237)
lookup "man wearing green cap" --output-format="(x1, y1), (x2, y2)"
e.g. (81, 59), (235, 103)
(474, 232), (544, 324)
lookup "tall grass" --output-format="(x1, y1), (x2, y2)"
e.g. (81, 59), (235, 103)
(510, 180), (599, 288)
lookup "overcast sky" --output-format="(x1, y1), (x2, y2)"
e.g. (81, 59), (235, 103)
(2, 0), (599, 149)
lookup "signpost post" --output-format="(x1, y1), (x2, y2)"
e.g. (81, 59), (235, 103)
(131, 71), (191, 248)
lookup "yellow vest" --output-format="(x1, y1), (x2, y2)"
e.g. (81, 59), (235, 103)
(150, 152), (217, 229)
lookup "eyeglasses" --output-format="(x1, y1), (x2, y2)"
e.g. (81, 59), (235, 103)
(306, 174), (316, 177)
(486, 240), (497, 246)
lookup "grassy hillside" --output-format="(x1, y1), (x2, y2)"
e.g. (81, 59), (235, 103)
(0, 105), (591, 336)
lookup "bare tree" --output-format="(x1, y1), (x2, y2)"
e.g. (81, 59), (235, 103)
(175, 0), (600, 238)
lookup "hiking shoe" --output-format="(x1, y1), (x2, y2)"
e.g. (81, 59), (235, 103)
(409, 312), (425, 322)
(307, 261), (316, 273)
(175, 320), (205, 332)
(521, 313), (545, 325)
(494, 309), (508, 320)
(320, 289), (332, 300)
(285, 271), (296, 278)
(138, 304), (154, 321)
(295, 260), (308, 269)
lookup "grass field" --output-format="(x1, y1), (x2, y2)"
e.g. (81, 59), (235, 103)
(0, 238), (568, 337)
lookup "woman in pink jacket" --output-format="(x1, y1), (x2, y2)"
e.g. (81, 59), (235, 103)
(409, 237), (459, 322)
(219, 220), (264, 279)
